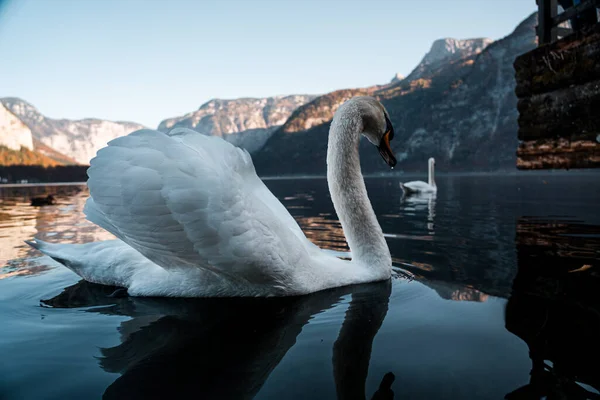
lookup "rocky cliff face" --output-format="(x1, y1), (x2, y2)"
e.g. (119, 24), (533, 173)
(0, 103), (33, 151)
(405, 37), (494, 81)
(157, 95), (315, 153)
(158, 95), (316, 135)
(390, 73), (405, 83)
(253, 14), (537, 175)
(1, 14), (536, 172)
(253, 88), (376, 173)
(383, 14), (537, 171)
(281, 88), (375, 133)
(0, 98), (145, 164)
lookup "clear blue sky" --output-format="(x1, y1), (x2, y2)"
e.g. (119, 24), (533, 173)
(0, 0), (536, 128)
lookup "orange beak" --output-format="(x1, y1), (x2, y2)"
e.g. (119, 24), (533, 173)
(378, 129), (396, 168)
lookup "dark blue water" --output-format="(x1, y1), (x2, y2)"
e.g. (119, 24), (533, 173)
(1, 173), (599, 399)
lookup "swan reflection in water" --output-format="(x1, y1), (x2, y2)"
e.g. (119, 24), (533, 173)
(401, 192), (436, 234)
(43, 280), (395, 400)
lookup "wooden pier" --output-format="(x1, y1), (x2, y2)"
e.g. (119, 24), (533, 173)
(515, 0), (600, 169)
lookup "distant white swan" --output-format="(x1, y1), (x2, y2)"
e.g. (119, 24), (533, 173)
(26, 97), (397, 297)
(400, 157), (437, 195)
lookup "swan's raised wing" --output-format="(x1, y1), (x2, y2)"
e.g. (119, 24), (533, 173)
(85, 128), (314, 288)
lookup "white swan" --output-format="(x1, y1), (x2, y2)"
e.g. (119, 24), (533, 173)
(400, 157), (437, 195)
(26, 96), (398, 297)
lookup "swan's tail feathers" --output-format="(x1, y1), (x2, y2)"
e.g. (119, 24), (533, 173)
(25, 238), (137, 288)
(24, 239), (41, 251)
(26, 238), (59, 256)
(25, 239), (78, 272)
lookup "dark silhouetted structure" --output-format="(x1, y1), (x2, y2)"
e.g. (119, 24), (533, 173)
(505, 217), (600, 398)
(514, 1), (600, 169)
(538, 0), (599, 44)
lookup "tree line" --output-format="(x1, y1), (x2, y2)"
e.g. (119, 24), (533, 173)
(0, 165), (89, 183)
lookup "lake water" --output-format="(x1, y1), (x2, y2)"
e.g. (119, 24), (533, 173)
(1, 173), (599, 399)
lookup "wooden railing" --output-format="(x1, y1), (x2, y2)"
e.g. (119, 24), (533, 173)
(537, 0), (600, 44)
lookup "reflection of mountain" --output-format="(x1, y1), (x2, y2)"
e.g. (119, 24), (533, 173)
(0, 185), (114, 277)
(294, 215), (348, 253)
(0, 205), (37, 267)
(390, 190), (517, 298)
(424, 280), (489, 302)
(396, 193), (489, 302)
(0, 185), (114, 245)
(31, 188), (115, 244)
(504, 218), (600, 398)
(43, 280), (392, 400)
(393, 180), (523, 299)
(290, 194), (485, 303)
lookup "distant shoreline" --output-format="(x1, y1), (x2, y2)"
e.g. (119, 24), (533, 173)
(261, 169), (600, 180)
(1, 169), (597, 187)
(0, 181), (87, 188)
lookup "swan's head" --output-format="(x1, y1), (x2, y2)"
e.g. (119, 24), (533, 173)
(429, 157), (435, 166)
(344, 96), (396, 168)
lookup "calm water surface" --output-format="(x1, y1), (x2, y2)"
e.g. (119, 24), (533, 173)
(1, 174), (599, 399)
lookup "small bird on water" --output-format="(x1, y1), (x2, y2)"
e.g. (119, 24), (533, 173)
(30, 195), (56, 207)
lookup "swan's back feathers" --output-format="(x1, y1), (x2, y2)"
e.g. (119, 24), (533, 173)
(85, 128), (312, 291)
(400, 180), (436, 194)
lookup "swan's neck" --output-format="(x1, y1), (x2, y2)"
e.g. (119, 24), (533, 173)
(428, 160), (436, 187)
(326, 110), (391, 272)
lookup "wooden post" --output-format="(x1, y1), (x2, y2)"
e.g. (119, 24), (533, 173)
(538, 0), (600, 45)
(553, 0), (600, 26)
(550, 0), (558, 42)
(538, 0), (553, 44)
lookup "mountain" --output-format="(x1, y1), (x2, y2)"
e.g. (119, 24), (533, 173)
(0, 102), (62, 166)
(32, 138), (79, 165)
(390, 73), (405, 83)
(0, 98), (145, 165)
(157, 95), (316, 153)
(404, 37), (493, 82)
(280, 88), (376, 134)
(0, 103), (33, 151)
(254, 88), (377, 173)
(382, 14), (537, 171)
(1, 14), (535, 172)
(253, 13), (537, 175)
(386, 37), (491, 87)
